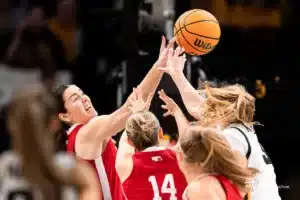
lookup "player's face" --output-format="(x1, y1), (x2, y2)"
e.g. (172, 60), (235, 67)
(62, 85), (98, 124)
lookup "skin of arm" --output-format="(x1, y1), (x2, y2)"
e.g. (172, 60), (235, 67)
(76, 37), (174, 159)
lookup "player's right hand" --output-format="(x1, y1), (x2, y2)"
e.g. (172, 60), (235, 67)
(158, 89), (178, 117)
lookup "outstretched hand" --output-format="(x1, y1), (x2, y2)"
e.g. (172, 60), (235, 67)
(158, 89), (178, 117)
(156, 36), (176, 68)
(128, 88), (153, 113)
(157, 46), (186, 76)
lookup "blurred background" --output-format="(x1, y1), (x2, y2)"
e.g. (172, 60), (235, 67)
(0, 0), (299, 199)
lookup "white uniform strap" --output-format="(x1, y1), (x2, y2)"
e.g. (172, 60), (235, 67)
(230, 126), (251, 159)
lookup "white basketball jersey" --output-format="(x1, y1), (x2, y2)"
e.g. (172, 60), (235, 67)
(221, 124), (281, 200)
(0, 151), (78, 200)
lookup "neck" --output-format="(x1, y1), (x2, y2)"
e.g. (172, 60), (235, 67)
(184, 165), (205, 183)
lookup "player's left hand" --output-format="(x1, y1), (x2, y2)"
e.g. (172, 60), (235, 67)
(158, 89), (178, 117)
(157, 47), (186, 77)
(128, 88), (153, 113)
(156, 36), (176, 68)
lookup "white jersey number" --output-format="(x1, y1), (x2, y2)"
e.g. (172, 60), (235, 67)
(148, 174), (177, 200)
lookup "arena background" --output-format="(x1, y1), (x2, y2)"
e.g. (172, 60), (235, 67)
(0, 0), (299, 199)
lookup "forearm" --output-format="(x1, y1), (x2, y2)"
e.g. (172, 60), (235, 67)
(173, 106), (189, 137)
(171, 72), (204, 119)
(104, 110), (132, 137)
(137, 62), (163, 99)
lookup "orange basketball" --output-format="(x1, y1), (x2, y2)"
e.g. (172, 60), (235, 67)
(174, 9), (221, 56)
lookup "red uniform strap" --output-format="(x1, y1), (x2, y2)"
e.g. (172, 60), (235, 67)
(67, 124), (84, 152)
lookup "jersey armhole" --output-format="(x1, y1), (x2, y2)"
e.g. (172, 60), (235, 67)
(119, 155), (135, 184)
(230, 127), (251, 159)
(70, 124), (84, 154)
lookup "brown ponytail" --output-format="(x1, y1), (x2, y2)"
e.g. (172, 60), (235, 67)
(8, 84), (76, 200)
(179, 124), (258, 191)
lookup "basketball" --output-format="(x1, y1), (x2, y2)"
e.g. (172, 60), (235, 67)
(174, 9), (221, 56)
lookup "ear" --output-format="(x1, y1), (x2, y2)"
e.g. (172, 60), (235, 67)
(177, 151), (184, 162)
(58, 113), (71, 124)
(158, 128), (164, 139)
(127, 138), (134, 147)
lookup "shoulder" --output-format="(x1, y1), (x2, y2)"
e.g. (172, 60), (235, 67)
(221, 127), (249, 146)
(68, 124), (84, 135)
(187, 176), (222, 200)
(188, 176), (223, 199)
(76, 115), (110, 145)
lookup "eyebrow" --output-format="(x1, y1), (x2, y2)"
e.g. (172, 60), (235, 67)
(68, 89), (84, 100)
(69, 93), (78, 100)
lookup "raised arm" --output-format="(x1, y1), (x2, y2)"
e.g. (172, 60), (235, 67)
(158, 48), (205, 120)
(116, 89), (154, 182)
(77, 37), (175, 144)
(158, 89), (189, 137)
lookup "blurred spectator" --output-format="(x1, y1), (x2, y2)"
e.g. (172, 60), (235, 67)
(5, 7), (67, 89)
(48, 0), (78, 64)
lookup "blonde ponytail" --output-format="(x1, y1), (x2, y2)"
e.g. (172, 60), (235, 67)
(180, 124), (259, 191)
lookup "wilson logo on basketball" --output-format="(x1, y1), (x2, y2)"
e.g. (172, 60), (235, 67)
(193, 38), (215, 50)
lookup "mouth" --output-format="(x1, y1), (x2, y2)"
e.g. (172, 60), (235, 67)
(84, 105), (92, 111)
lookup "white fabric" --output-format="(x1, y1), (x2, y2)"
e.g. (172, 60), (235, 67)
(220, 124), (281, 200)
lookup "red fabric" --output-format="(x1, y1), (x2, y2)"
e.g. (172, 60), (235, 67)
(122, 149), (187, 200)
(67, 124), (125, 200)
(212, 175), (242, 200)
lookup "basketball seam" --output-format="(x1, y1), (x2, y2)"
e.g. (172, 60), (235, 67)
(178, 13), (207, 54)
(174, 25), (183, 48)
(175, 20), (220, 40)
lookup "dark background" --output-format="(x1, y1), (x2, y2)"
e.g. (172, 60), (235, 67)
(0, 0), (299, 199)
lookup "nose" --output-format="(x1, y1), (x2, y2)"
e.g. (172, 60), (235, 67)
(81, 96), (87, 103)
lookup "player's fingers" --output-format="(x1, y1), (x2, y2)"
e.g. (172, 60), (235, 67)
(160, 89), (169, 99)
(179, 47), (185, 55)
(163, 111), (172, 117)
(128, 106), (134, 113)
(158, 91), (167, 102)
(157, 67), (168, 72)
(161, 104), (168, 110)
(132, 87), (138, 100)
(167, 37), (176, 50)
(160, 35), (166, 52)
(128, 98), (134, 106)
(168, 49), (174, 59)
(174, 46), (181, 57)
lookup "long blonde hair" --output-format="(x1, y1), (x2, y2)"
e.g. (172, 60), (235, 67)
(199, 84), (256, 129)
(179, 124), (258, 191)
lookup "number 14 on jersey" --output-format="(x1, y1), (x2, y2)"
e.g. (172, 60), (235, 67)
(148, 174), (178, 200)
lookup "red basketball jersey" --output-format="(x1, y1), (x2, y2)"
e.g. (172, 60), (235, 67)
(183, 175), (242, 200)
(66, 124), (125, 200)
(214, 175), (242, 200)
(122, 148), (187, 200)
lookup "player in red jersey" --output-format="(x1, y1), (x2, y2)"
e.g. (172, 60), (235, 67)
(116, 88), (187, 200)
(174, 124), (258, 200)
(54, 36), (178, 200)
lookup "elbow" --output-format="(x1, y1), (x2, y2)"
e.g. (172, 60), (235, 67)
(187, 106), (202, 120)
